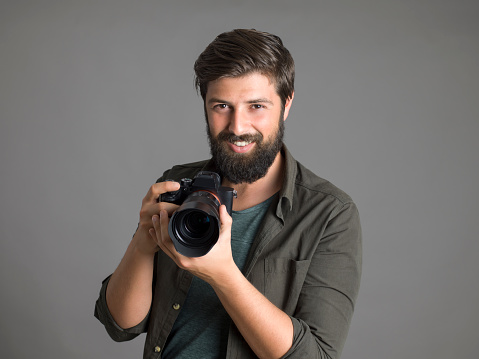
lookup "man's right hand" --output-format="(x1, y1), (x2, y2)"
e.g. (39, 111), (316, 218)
(133, 180), (181, 256)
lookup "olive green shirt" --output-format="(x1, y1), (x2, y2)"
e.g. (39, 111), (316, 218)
(94, 145), (362, 358)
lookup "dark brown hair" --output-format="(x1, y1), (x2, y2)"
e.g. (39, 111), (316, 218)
(194, 29), (295, 107)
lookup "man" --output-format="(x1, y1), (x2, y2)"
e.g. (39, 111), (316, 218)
(95, 29), (362, 359)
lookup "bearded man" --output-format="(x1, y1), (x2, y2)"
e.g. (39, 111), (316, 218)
(95, 29), (362, 359)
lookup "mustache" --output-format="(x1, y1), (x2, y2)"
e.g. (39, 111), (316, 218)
(216, 131), (263, 143)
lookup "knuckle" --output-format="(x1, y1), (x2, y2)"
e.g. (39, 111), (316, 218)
(152, 182), (163, 192)
(149, 183), (163, 197)
(157, 202), (167, 211)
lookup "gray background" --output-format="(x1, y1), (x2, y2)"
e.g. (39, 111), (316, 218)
(1, 0), (478, 358)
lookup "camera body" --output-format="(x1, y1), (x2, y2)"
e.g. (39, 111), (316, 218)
(160, 171), (236, 257)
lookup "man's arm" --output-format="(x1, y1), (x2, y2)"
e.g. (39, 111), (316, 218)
(211, 262), (294, 359)
(151, 205), (293, 358)
(104, 235), (156, 329)
(105, 181), (180, 329)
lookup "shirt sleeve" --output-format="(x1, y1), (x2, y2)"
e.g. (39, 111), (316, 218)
(282, 201), (362, 359)
(94, 173), (171, 344)
(94, 275), (150, 342)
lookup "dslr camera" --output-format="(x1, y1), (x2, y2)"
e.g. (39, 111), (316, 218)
(160, 171), (236, 257)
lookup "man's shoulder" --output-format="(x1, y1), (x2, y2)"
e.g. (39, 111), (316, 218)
(157, 159), (211, 182)
(294, 160), (353, 206)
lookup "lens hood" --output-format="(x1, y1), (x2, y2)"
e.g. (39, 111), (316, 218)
(168, 191), (221, 257)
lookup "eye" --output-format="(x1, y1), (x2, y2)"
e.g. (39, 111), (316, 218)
(213, 104), (229, 110)
(251, 104), (265, 110)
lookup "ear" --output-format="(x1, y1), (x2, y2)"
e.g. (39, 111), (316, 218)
(283, 92), (295, 121)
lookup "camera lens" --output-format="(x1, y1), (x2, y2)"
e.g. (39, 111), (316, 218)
(180, 210), (214, 240)
(184, 212), (211, 237)
(168, 191), (221, 257)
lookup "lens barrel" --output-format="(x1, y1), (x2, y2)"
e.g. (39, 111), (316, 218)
(168, 191), (221, 257)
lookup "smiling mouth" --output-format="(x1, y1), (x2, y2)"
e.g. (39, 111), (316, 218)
(217, 132), (262, 151)
(232, 140), (253, 147)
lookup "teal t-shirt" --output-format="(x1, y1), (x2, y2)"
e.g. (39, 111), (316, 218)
(162, 195), (274, 359)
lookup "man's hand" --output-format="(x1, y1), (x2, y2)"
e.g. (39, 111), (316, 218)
(150, 204), (237, 285)
(133, 181), (181, 256)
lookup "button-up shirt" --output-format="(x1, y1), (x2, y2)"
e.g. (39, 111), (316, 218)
(95, 146), (362, 358)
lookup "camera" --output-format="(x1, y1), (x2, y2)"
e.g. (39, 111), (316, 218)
(160, 171), (236, 257)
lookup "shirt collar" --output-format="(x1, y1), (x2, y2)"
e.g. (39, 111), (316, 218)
(276, 144), (296, 220)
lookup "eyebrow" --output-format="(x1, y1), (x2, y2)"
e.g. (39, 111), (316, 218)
(207, 97), (274, 105)
(247, 98), (274, 105)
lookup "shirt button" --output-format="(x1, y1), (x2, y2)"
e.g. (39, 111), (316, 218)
(173, 303), (180, 310)
(154, 346), (161, 353)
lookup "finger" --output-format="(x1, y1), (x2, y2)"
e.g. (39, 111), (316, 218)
(157, 202), (180, 216)
(149, 216), (161, 246)
(145, 181), (181, 203)
(159, 210), (170, 240)
(141, 202), (176, 222)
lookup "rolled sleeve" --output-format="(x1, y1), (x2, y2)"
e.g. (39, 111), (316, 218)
(282, 202), (362, 359)
(94, 275), (150, 342)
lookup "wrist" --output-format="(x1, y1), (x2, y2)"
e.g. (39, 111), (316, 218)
(132, 231), (159, 258)
(210, 263), (244, 293)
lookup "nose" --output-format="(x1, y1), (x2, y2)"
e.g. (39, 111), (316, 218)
(228, 109), (249, 135)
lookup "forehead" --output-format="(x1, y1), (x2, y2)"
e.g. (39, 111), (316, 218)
(206, 73), (279, 101)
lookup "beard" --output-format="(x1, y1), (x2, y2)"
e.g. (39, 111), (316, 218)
(207, 116), (285, 184)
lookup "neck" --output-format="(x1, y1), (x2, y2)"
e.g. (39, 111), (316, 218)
(223, 151), (285, 211)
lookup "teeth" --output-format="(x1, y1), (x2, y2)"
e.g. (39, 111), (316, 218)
(233, 141), (252, 147)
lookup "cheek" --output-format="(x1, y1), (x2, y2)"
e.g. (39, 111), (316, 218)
(207, 113), (229, 134)
(256, 116), (279, 135)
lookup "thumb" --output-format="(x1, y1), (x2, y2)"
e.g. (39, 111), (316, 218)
(219, 205), (232, 232)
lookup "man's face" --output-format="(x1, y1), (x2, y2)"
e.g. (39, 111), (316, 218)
(205, 73), (293, 184)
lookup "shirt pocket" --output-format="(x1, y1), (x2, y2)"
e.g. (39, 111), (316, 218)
(264, 258), (311, 315)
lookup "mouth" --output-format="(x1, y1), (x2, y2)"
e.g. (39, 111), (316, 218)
(214, 131), (262, 154)
(228, 139), (255, 153)
(232, 140), (253, 147)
